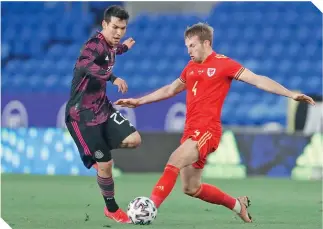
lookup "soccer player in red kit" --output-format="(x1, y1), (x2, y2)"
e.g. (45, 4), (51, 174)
(115, 23), (315, 223)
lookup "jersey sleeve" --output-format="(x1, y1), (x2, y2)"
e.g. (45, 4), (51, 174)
(78, 38), (113, 81)
(115, 43), (129, 55)
(179, 65), (188, 83)
(222, 58), (245, 80)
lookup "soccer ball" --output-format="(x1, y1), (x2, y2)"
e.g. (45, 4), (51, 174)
(127, 196), (157, 225)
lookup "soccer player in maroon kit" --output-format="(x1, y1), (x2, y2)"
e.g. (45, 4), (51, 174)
(115, 23), (315, 223)
(65, 6), (140, 224)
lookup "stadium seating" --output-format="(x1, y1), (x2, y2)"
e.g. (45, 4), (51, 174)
(2, 2), (322, 125)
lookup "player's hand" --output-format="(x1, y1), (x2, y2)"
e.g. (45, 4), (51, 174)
(291, 92), (315, 105)
(123, 38), (135, 49)
(114, 98), (140, 108)
(113, 78), (128, 94)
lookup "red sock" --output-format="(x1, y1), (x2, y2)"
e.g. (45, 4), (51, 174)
(193, 183), (236, 210)
(150, 164), (180, 208)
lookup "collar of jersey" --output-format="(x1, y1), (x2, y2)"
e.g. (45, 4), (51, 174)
(202, 51), (217, 64)
(96, 31), (113, 48)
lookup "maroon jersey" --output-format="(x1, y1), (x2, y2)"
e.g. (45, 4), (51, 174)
(66, 32), (128, 126)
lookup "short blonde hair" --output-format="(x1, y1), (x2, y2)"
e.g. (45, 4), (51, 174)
(184, 22), (214, 45)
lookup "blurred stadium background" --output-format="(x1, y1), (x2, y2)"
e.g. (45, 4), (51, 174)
(1, 2), (322, 229)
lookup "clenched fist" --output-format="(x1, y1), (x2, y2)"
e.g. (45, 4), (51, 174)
(123, 37), (135, 49)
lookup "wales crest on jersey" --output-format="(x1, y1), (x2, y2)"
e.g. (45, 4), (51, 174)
(207, 68), (216, 77)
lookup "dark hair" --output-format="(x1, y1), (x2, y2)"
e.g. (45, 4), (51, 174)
(184, 23), (214, 45)
(104, 5), (129, 23)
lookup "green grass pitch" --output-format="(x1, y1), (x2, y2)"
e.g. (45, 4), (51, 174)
(1, 174), (322, 229)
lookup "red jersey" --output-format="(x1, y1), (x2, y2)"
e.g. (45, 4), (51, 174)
(179, 52), (244, 134)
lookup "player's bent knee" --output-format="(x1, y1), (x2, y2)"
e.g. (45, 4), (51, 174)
(122, 131), (141, 148)
(182, 184), (200, 196)
(97, 160), (113, 177)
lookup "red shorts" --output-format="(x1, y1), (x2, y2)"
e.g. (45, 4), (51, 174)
(180, 127), (222, 169)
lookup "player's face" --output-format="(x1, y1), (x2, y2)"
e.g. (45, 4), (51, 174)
(185, 35), (206, 63)
(102, 16), (127, 46)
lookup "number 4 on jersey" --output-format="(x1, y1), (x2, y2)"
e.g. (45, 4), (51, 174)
(192, 81), (198, 96)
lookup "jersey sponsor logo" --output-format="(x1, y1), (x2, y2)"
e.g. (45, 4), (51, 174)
(94, 150), (104, 159)
(207, 68), (216, 77)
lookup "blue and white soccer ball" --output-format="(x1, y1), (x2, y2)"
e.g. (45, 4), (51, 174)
(127, 196), (158, 225)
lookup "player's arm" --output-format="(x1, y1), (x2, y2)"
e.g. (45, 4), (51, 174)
(138, 79), (186, 105)
(115, 44), (128, 55)
(114, 79), (186, 108)
(238, 68), (315, 105)
(78, 39), (114, 81)
(116, 38), (135, 55)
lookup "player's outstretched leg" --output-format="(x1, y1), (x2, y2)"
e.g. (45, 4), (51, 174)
(181, 165), (252, 223)
(150, 139), (199, 208)
(97, 161), (131, 224)
(150, 164), (180, 208)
